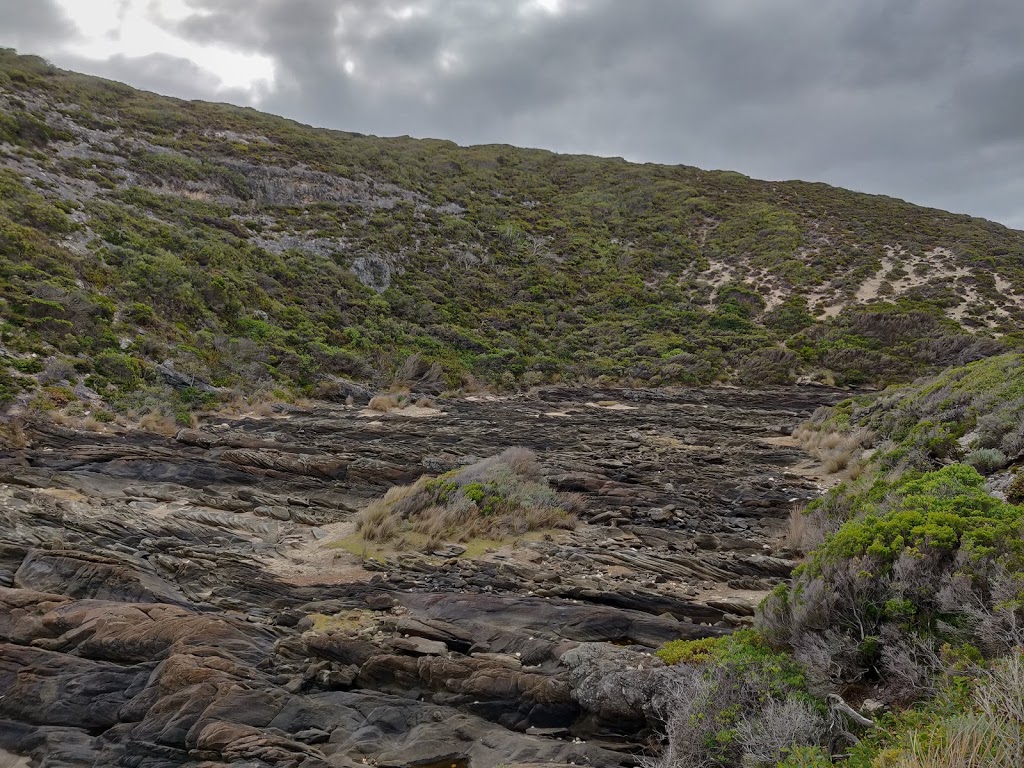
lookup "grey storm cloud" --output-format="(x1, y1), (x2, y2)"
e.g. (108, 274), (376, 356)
(0, 0), (76, 49)
(4, 0), (1024, 227)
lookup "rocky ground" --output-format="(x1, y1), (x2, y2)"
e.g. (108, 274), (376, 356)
(0, 386), (840, 768)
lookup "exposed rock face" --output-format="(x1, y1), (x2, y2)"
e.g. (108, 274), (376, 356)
(0, 387), (837, 767)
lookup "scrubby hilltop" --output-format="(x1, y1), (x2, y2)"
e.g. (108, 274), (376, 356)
(1, 49), (1022, 418)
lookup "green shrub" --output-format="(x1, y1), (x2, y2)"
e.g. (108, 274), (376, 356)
(963, 448), (1008, 475)
(1006, 473), (1024, 505)
(650, 631), (824, 768)
(656, 637), (722, 666)
(0, 368), (19, 410)
(762, 463), (1024, 702)
(823, 465), (1022, 561)
(93, 351), (144, 390)
(9, 357), (43, 374)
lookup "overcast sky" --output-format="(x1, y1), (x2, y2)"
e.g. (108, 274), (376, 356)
(3, 0), (1024, 229)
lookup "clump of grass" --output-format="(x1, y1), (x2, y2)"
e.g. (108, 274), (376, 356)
(367, 390), (436, 413)
(822, 448), (854, 474)
(880, 653), (1024, 768)
(368, 393), (401, 412)
(218, 389), (289, 417)
(0, 419), (27, 449)
(80, 416), (109, 433)
(354, 447), (579, 550)
(794, 423), (874, 476)
(787, 505), (810, 553)
(358, 477), (428, 541)
(137, 410), (187, 435)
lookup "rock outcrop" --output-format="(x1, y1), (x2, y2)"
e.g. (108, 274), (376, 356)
(0, 386), (837, 766)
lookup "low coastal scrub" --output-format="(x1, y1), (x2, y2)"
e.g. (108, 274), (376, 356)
(808, 353), (1024, 472)
(761, 464), (1024, 701)
(647, 631), (826, 768)
(355, 447), (579, 550)
(648, 356), (1024, 766)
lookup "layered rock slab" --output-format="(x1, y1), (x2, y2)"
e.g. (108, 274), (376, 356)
(0, 386), (837, 766)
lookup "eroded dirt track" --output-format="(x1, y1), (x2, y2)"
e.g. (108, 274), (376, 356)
(0, 386), (839, 768)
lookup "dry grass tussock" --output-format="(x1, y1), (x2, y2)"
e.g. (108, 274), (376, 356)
(367, 391), (435, 413)
(0, 419), (27, 449)
(392, 353), (446, 394)
(368, 393), (400, 412)
(787, 505), (810, 553)
(80, 416), (109, 433)
(793, 423), (874, 478)
(355, 447), (579, 551)
(136, 410), (183, 436)
(217, 389), (300, 417)
(886, 652), (1024, 768)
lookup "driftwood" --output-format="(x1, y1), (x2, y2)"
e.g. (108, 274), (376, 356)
(827, 693), (876, 728)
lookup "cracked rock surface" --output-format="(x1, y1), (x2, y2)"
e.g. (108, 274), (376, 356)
(0, 386), (838, 767)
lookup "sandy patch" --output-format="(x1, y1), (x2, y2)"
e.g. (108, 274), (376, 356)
(357, 406), (443, 419)
(0, 749), (30, 768)
(757, 435), (800, 448)
(262, 520), (377, 586)
(995, 275), (1024, 308)
(854, 256), (894, 302)
(585, 401), (639, 411)
(815, 303), (844, 320)
(701, 259), (737, 293)
(758, 435), (843, 489)
(239, 412), (292, 420)
(787, 459), (843, 490)
(697, 585), (772, 609)
(36, 487), (89, 503)
(602, 565), (634, 578)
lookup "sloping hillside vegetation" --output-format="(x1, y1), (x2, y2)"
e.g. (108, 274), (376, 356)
(635, 357), (1024, 765)
(702, 354), (1024, 767)
(1, 49), (1022, 419)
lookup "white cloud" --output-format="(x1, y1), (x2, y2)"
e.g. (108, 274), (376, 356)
(53, 0), (275, 92)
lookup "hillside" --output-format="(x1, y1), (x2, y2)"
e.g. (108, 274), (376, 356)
(1, 49), (1023, 417)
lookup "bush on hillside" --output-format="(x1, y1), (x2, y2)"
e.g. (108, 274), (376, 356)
(800, 355), (1024, 473)
(646, 631), (828, 768)
(760, 465), (1024, 701)
(1006, 472), (1024, 505)
(875, 652), (1024, 768)
(963, 448), (1007, 475)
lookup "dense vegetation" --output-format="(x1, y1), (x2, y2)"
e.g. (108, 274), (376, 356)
(1, 49), (1023, 421)
(653, 354), (1024, 767)
(649, 630), (824, 768)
